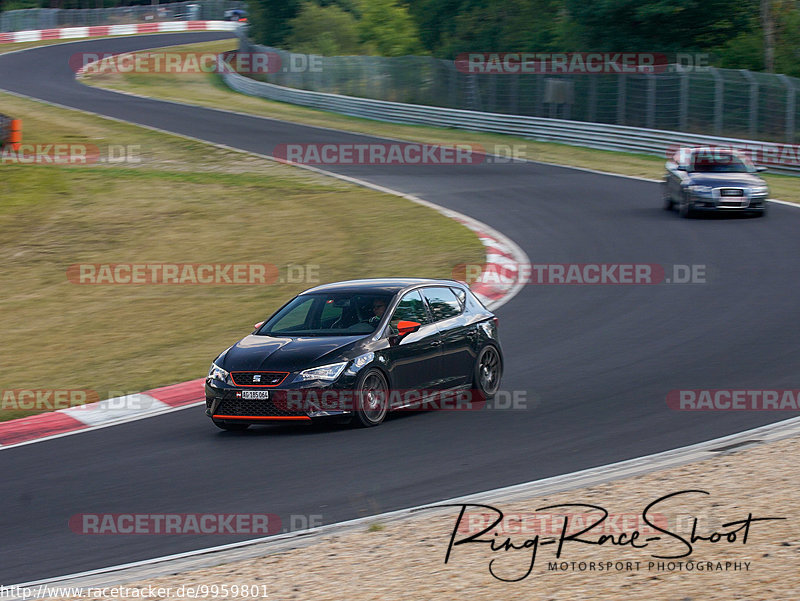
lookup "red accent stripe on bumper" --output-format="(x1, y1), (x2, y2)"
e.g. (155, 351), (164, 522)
(213, 415), (311, 421)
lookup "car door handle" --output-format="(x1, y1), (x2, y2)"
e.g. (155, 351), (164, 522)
(431, 340), (443, 347)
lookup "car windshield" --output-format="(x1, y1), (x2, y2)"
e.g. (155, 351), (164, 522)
(690, 152), (753, 173)
(257, 292), (394, 337)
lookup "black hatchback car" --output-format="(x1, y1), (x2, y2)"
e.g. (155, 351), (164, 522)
(206, 278), (502, 429)
(663, 146), (769, 217)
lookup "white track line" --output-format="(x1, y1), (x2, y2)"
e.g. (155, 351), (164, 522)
(2, 39), (798, 594)
(73, 72), (799, 197)
(0, 43), (528, 451)
(10, 415), (800, 596)
(0, 402), (205, 452)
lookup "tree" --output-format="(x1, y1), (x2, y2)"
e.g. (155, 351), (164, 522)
(356, 0), (424, 56)
(761, 0), (775, 71)
(248, 0), (302, 47)
(406, 0), (463, 53)
(714, 25), (764, 71)
(562, 0), (754, 52)
(773, 0), (800, 77)
(286, 2), (361, 55)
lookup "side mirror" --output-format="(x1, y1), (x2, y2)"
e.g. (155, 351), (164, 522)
(756, 165), (768, 172)
(253, 321), (264, 331)
(397, 320), (421, 337)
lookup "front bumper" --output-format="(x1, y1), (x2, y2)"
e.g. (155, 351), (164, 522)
(687, 190), (768, 212)
(205, 374), (361, 423)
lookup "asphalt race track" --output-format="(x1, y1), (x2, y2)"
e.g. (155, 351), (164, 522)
(1, 33), (799, 583)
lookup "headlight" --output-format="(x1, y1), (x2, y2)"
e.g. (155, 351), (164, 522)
(345, 352), (374, 375)
(208, 362), (230, 384)
(750, 185), (769, 195)
(688, 185), (714, 196)
(293, 361), (348, 383)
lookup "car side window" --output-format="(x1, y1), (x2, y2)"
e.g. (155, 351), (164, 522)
(387, 290), (430, 335)
(422, 287), (463, 322)
(450, 286), (466, 306)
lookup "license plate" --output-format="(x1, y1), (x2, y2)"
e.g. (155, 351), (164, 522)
(240, 390), (270, 400)
(721, 189), (743, 197)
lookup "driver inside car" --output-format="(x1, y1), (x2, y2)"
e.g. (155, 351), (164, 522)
(368, 299), (387, 325)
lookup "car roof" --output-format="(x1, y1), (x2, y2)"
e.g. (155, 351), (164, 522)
(682, 146), (746, 158)
(671, 146), (750, 165)
(691, 146), (741, 156)
(300, 278), (465, 296)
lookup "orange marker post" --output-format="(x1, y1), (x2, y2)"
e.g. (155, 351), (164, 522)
(10, 119), (22, 151)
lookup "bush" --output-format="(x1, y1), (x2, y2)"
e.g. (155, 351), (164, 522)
(286, 2), (361, 56)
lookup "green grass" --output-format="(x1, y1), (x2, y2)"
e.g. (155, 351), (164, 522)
(79, 39), (800, 204)
(0, 91), (484, 421)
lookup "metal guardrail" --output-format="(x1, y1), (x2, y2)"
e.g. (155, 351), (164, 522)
(0, 1), (245, 33)
(237, 32), (799, 145)
(222, 67), (800, 175)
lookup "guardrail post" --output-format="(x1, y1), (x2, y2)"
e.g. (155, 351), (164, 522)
(647, 73), (656, 129)
(711, 68), (724, 135)
(221, 54), (800, 175)
(534, 75), (543, 117)
(679, 70), (689, 131)
(10, 119), (22, 151)
(449, 64), (457, 108)
(466, 73), (481, 111)
(489, 73), (496, 113)
(778, 74), (796, 143)
(587, 77), (597, 122)
(509, 74), (518, 114)
(740, 69), (759, 139)
(616, 74), (626, 125)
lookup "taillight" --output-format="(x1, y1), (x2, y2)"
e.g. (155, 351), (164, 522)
(492, 317), (499, 330)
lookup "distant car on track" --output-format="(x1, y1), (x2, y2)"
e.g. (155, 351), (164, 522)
(223, 9), (247, 21)
(663, 147), (769, 217)
(206, 278), (502, 430)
